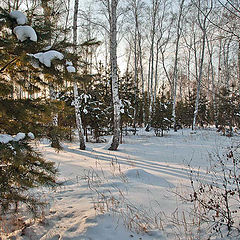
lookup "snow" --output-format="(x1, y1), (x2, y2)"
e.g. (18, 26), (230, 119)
(0, 132), (34, 144)
(83, 108), (88, 114)
(125, 168), (175, 188)
(27, 132), (35, 140)
(0, 133), (26, 143)
(28, 50), (64, 67)
(67, 65), (76, 73)
(80, 93), (91, 103)
(13, 132), (26, 141)
(42, 45), (52, 51)
(13, 26), (37, 42)
(10, 10), (27, 25)
(0, 134), (13, 144)
(3, 129), (239, 239)
(66, 60), (73, 66)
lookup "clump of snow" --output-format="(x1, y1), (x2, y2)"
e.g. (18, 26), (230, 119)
(10, 10), (27, 25)
(28, 50), (64, 67)
(28, 132), (35, 140)
(0, 132), (28, 144)
(66, 60), (73, 66)
(0, 134), (13, 144)
(80, 93), (91, 103)
(67, 65), (76, 73)
(83, 108), (88, 114)
(13, 133), (26, 141)
(13, 26), (37, 42)
(42, 45), (52, 51)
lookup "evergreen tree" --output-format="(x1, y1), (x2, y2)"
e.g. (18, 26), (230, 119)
(0, 5), (73, 216)
(176, 90), (195, 128)
(151, 94), (172, 137)
(217, 86), (240, 136)
(0, 135), (57, 215)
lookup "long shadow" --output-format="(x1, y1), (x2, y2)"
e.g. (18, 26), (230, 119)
(90, 148), (210, 180)
(62, 145), (212, 182)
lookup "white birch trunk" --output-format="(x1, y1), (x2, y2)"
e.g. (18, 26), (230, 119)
(73, 0), (86, 150)
(133, 23), (138, 129)
(136, 14), (145, 125)
(108, 0), (121, 150)
(172, 0), (185, 131)
(192, 1), (212, 130)
(148, 0), (158, 125)
(192, 31), (206, 130)
(154, 40), (160, 105)
(238, 39), (240, 87)
(207, 39), (218, 127)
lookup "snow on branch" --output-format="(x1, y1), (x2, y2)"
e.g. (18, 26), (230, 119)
(28, 50), (64, 67)
(67, 65), (76, 73)
(10, 10), (27, 25)
(13, 26), (37, 42)
(0, 134), (13, 144)
(66, 60), (73, 66)
(0, 132), (34, 144)
(66, 61), (76, 72)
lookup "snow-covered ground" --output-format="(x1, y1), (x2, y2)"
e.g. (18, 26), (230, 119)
(3, 128), (239, 240)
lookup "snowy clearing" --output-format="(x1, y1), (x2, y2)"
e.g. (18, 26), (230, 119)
(3, 128), (239, 240)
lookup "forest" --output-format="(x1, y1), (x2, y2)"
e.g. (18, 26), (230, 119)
(1, 0), (240, 239)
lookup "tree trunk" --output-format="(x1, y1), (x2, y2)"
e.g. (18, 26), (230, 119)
(172, 0), (185, 132)
(108, 0), (121, 151)
(238, 39), (240, 88)
(192, 0), (212, 130)
(133, 24), (138, 129)
(148, 0), (158, 125)
(207, 38), (218, 127)
(154, 40), (160, 105)
(73, 0), (86, 150)
(137, 19), (145, 125)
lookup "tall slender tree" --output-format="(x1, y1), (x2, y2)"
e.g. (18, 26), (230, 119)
(172, 0), (185, 131)
(192, 0), (213, 130)
(72, 0), (86, 150)
(108, 0), (121, 150)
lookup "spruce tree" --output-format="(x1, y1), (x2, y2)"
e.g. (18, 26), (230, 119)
(0, 5), (72, 216)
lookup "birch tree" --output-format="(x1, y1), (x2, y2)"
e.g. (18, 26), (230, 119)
(172, 0), (185, 131)
(153, 0), (171, 106)
(107, 0), (121, 150)
(147, 0), (159, 124)
(192, 0), (213, 130)
(127, 0), (146, 126)
(73, 0), (86, 150)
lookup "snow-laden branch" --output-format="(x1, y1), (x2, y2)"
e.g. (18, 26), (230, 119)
(67, 66), (76, 73)
(10, 10), (27, 25)
(0, 132), (34, 144)
(28, 50), (64, 67)
(13, 26), (37, 42)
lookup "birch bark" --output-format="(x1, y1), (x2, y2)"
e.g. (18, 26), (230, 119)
(192, 0), (212, 130)
(108, 0), (121, 150)
(73, 0), (86, 150)
(172, 0), (185, 132)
